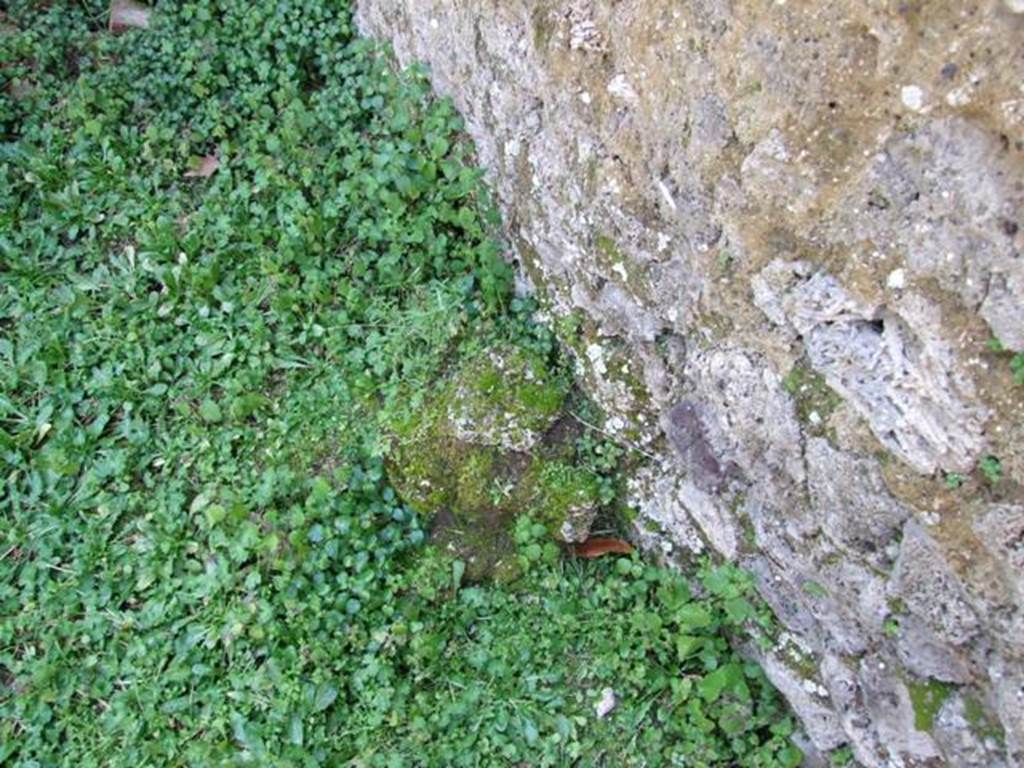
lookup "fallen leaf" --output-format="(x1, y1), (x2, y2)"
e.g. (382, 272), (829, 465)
(109, 0), (152, 32)
(184, 154), (219, 179)
(570, 537), (634, 559)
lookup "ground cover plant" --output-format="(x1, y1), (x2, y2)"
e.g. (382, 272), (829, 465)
(1, 1), (800, 764)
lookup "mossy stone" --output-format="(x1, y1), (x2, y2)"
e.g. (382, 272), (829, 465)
(515, 460), (601, 539)
(447, 347), (569, 452)
(384, 345), (598, 578)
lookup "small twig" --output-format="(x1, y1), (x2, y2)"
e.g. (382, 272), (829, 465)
(40, 561), (75, 575)
(568, 410), (659, 462)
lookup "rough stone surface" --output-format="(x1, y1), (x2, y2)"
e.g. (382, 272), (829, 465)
(753, 261), (989, 474)
(891, 522), (981, 647)
(933, 692), (1011, 768)
(805, 438), (910, 571)
(356, 1), (1024, 765)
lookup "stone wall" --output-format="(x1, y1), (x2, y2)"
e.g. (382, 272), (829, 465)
(354, 1), (1024, 765)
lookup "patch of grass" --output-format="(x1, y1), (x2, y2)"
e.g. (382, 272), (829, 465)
(0, 1), (798, 765)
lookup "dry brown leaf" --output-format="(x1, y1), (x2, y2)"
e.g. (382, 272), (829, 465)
(109, 0), (151, 33)
(184, 155), (220, 179)
(570, 537), (635, 559)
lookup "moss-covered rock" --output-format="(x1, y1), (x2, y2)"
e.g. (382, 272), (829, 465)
(446, 346), (569, 451)
(514, 460), (601, 542)
(385, 345), (603, 578)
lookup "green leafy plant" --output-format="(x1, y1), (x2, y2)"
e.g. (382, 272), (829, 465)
(980, 456), (1004, 485)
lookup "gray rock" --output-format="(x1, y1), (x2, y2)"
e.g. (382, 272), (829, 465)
(973, 504), (1024, 601)
(827, 118), (1024, 350)
(626, 463), (740, 560)
(990, 660), (1024, 765)
(933, 692), (1010, 768)
(744, 551), (825, 645)
(665, 401), (732, 494)
(627, 464), (708, 560)
(894, 616), (972, 684)
(754, 260), (989, 474)
(819, 654), (877, 764)
(891, 522), (981, 647)
(759, 648), (847, 752)
(805, 438), (910, 570)
(683, 346), (805, 492)
(858, 655), (942, 764)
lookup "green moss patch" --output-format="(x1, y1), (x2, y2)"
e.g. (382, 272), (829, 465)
(447, 346), (569, 451)
(516, 460), (601, 537)
(385, 348), (599, 577)
(782, 364), (843, 439)
(963, 695), (1006, 745)
(907, 679), (954, 732)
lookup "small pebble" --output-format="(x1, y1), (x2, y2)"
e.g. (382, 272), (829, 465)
(887, 268), (906, 290)
(900, 85), (925, 112)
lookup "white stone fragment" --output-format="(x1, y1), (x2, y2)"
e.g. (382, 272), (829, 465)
(901, 85), (925, 111)
(595, 688), (616, 718)
(585, 343), (607, 376)
(607, 74), (639, 105)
